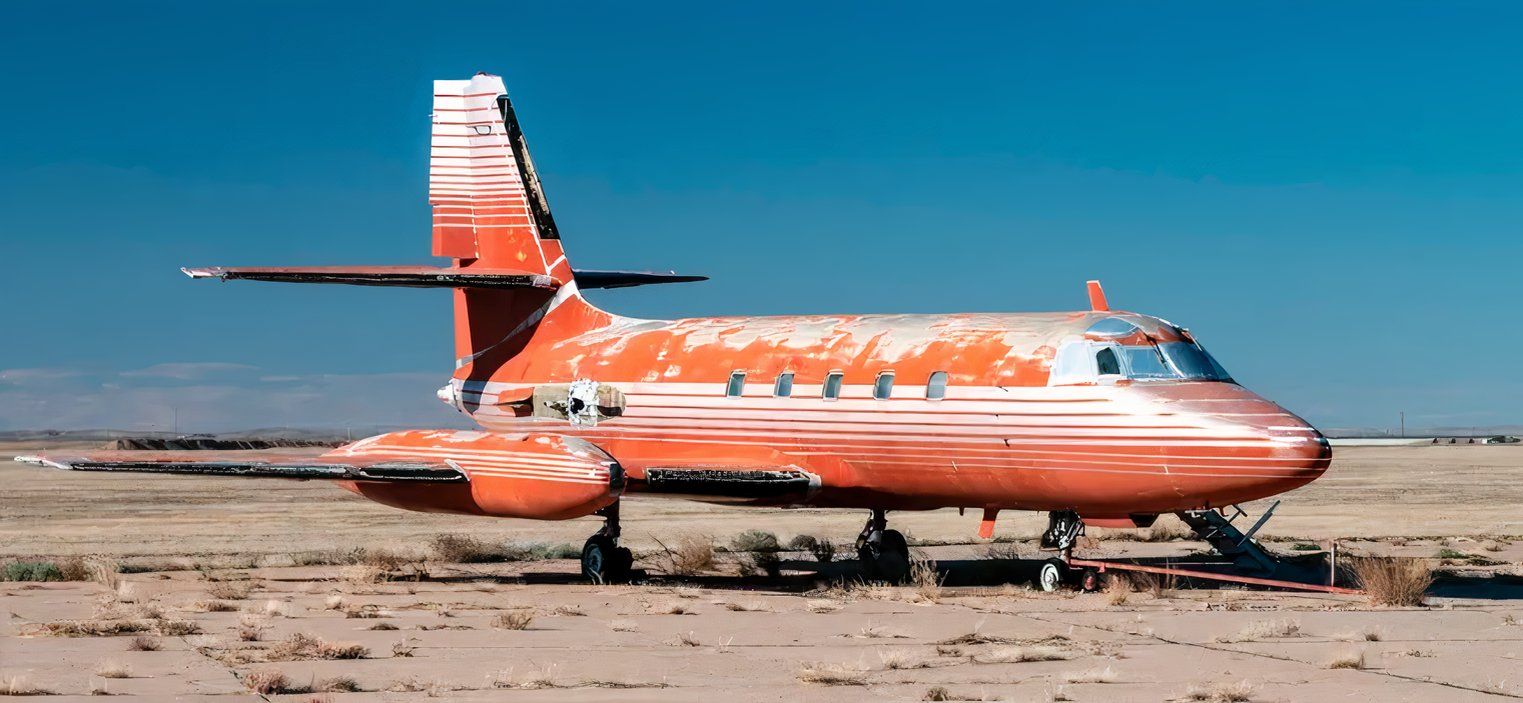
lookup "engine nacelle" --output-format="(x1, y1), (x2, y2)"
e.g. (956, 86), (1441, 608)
(330, 430), (623, 520)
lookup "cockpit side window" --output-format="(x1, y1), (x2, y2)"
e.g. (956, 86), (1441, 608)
(1094, 347), (1121, 376)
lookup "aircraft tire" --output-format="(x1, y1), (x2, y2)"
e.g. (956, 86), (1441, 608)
(1037, 559), (1066, 592)
(875, 529), (911, 584)
(582, 535), (629, 584)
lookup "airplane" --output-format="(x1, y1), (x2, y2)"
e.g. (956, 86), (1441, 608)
(17, 72), (1332, 589)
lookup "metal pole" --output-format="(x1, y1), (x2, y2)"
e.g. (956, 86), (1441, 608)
(1400, 411), (1405, 438)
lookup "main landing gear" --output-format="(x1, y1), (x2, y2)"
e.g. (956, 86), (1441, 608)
(1036, 509), (1085, 592)
(581, 502), (634, 584)
(856, 508), (911, 584)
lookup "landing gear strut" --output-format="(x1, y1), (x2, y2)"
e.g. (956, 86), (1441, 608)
(855, 508), (911, 583)
(581, 502), (634, 584)
(1036, 510), (1084, 592)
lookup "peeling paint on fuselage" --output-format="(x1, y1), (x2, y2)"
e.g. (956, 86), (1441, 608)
(445, 298), (1330, 519)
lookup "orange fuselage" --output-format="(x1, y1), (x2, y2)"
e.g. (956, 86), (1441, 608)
(350, 293), (1334, 523)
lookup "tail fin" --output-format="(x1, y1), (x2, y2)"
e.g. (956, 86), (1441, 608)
(429, 73), (572, 282)
(430, 73), (600, 370)
(182, 72), (704, 376)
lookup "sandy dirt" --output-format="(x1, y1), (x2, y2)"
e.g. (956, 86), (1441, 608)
(2, 444), (1521, 701)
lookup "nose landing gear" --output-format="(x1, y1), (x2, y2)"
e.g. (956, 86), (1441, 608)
(581, 502), (634, 584)
(855, 508), (911, 583)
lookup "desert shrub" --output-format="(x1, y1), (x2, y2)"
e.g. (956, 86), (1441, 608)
(654, 535), (715, 575)
(731, 530), (780, 553)
(738, 551), (782, 577)
(1325, 649), (1366, 669)
(318, 676), (362, 692)
(2, 560), (64, 582)
(1185, 680), (1255, 702)
(1351, 557), (1432, 607)
(269, 632), (369, 660)
(788, 534), (837, 563)
(1142, 517), (1194, 542)
(909, 555), (943, 602)
(243, 668), (309, 695)
(429, 534), (496, 563)
(797, 661), (868, 686)
(128, 635), (161, 651)
(491, 610), (534, 630)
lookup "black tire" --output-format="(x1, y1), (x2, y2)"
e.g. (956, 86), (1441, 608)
(581, 536), (616, 584)
(610, 546), (634, 582)
(874, 529), (912, 584)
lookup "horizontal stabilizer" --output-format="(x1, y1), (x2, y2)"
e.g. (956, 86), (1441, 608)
(182, 265), (559, 289)
(15, 453), (467, 483)
(572, 269), (708, 290)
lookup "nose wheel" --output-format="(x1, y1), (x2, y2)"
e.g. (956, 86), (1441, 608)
(856, 509), (912, 584)
(581, 503), (633, 584)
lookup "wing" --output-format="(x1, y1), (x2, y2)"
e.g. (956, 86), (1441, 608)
(14, 451), (466, 483)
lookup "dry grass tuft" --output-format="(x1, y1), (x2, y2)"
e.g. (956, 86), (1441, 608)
(195, 600), (239, 613)
(908, 554), (944, 603)
(339, 564), (385, 585)
(491, 610), (534, 630)
(653, 534), (716, 575)
(323, 595), (346, 611)
(552, 604), (586, 617)
(127, 635), (160, 651)
(877, 649), (931, 670)
(1104, 574), (1130, 606)
(0, 675), (53, 696)
(243, 668), (308, 695)
(609, 619), (638, 632)
(722, 600), (769, 612)
(38, 619), (153, 637)
(1061, 666), (1117, 683)
(647, 601), (692, 615)
(495, 664), (558, 690)
(391, 638), (417, 658)
(268, 632), (369, 660)
(1217, 618), (1301, 643)
(797, 661), (869, 686)
(972, 645), (1070, 664)
(1185, 680), (1255, 702)
(368, 621), (399, 630)
(317, 676), (362, 692)
(805, 599), (842, 614)
(206, 581), (253, 600)
(671, 630), (701, 647)
(156, 619), (200, 636)
(1129, 570), (1176, 598)
(1325, 649), (1366, 670)
(427, 533), (496, 564)
(93, 660), (132, 679)
(1351, 556), (1432, 607)
(1142, 517), (1194, 542)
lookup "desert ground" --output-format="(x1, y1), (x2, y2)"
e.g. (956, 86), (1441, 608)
(3, 444), (1522, 701)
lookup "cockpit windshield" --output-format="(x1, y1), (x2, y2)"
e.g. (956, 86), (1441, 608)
(1048, 316), (1233, 385)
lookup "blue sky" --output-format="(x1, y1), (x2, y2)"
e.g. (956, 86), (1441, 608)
(2, 2), (1520, 433)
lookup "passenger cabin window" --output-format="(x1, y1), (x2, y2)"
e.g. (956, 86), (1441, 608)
(926, 371), (948, 400)
(822, 371), (844, 400)
(1095, 347), (1121, 376)
(874, 371), (895, 400)
(774, 372), (794, 397)
(726, 371), (746, 398)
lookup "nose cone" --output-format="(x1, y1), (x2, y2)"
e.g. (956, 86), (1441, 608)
(1128, 382), (1332, 506)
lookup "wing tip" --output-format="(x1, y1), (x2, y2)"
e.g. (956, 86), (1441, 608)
(13, 455), (69, 469)
(182, 266), (224, 280)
